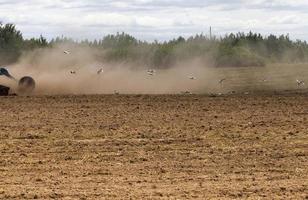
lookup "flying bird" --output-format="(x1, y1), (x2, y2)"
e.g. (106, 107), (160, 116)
(219, 78), (226, 84)
(189, 76), (196, 80)
(181, 91), (193, 95)
(97, 68), (104, 74)
(147, 69), (156, 76)
(64, 50), (70, 55)
(70, 70), (76, 74)
(296, 79), (305, 87)
(147, 69), (156, 73)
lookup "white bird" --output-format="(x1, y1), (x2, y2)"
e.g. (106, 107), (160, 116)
(114, 90), (120, 95)
(219, 78), (226, 84)
(97, 68), (104, 74)
(181, 91), (193, 95)
(64, 50), (70, 55)
(70, 70), (76, 74)
(189, 76), (196, 80)
(296, 79), (305, 87)
(147, 69), (156, 73)
(147, 69), (156, 76)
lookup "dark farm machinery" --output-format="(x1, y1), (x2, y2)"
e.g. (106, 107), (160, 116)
(0, 68), (35, 96)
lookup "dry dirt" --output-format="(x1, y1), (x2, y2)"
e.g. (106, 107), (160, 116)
(0, 94), (307, 199)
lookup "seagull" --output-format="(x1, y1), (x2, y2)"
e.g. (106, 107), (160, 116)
(219, 78), (226, 84)
(148, 69), (156, 73)
(189, 76), (196, 80)
(296, 79), (305, 87)
(70, 70), (76, 74)
(147, 69), (156, 76)
(64, 50), (70, 55)
(97, 68), (104, 74)
(114, 90), (120, 95)
(181, 91), (193, 95)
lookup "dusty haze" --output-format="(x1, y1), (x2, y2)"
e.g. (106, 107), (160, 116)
(1, 44), (308, 95)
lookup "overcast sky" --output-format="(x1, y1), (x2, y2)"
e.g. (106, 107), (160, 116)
(0, 0), (308, 41)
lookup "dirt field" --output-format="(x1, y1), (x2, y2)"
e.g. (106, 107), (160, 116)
(0, 94), (307, 199)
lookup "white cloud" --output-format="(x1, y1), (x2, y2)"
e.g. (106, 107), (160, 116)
(0, 0), (307, 41)
(269, 15), (302, 25)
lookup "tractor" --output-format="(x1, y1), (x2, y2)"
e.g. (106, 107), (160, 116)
(0, 67), (35, 96)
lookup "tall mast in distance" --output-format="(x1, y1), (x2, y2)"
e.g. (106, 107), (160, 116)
(209, 26), (212, 40)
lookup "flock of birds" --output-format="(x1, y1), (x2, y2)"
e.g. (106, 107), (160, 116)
(70, 68), (103, 75)
(65, 50), (105, 75)
(62, 50), (306, 95)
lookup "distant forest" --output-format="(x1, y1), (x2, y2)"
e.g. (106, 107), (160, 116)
(1, 23), (308, 67)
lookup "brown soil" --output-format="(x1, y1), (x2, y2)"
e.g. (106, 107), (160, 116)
(0, 94), (307, 199)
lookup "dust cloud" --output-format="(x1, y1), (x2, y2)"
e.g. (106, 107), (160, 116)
(2, 44), (219, 95)
(3, 44), (308, 95)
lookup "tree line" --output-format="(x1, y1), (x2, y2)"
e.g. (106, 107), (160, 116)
(1, 23), (308, 67)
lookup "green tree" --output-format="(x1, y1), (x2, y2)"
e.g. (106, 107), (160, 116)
(0, 23), (23, 65)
